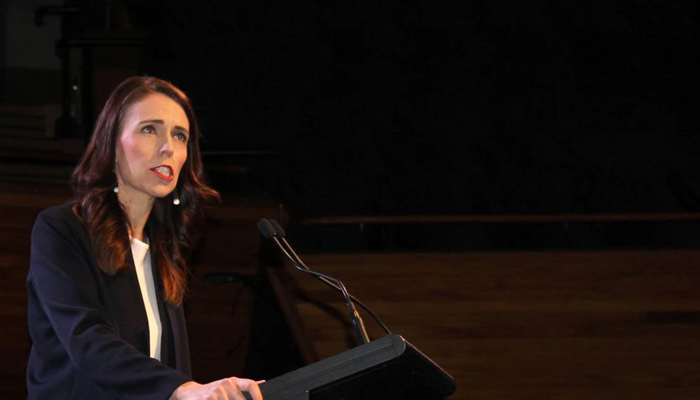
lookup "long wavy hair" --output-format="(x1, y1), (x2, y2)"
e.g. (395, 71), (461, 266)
(71, 76), (219, 305)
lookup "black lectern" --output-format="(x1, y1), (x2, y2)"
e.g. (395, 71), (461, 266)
(258, 334), (456, 400)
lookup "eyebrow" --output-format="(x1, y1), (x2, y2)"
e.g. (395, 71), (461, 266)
(139, 119), (189, 133)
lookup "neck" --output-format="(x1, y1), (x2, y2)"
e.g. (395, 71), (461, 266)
(119, 195), (154, 241)
(129, 205), (152, 241)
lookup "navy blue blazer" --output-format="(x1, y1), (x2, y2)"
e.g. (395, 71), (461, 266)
(26, 204), (192, 400)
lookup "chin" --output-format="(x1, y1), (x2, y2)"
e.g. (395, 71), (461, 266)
(152, 189), (176, 199)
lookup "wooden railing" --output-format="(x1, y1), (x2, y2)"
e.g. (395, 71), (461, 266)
(303, 212), (700, 225)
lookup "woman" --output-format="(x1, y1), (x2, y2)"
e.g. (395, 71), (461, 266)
(26, 76), (263, 400)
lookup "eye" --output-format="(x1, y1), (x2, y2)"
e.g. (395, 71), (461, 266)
(141, 125), (156, 134)
(174, 131), (189, 142)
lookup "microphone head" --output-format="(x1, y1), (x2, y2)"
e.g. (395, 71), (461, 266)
(269, 219), (286, 238)
(257, 219), (276, 239)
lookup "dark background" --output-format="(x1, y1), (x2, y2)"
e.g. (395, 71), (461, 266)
(2, 4), (700, 399)
(135, 1), (699, 216)
(3, 0), (700, 249)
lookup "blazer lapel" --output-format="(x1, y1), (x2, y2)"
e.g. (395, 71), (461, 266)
(150, 246), (192, 377)
(167, 302), (192, 377)
(102, 247), (151, 356)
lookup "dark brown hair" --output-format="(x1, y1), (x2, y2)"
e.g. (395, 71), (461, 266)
(71, 76), (219, 305)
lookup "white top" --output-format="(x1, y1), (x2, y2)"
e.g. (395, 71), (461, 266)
(130, 237), (162, 361)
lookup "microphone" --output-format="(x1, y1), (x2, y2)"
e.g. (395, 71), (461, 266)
(264, 219), (391, 337)
(257, 219), (381, 345)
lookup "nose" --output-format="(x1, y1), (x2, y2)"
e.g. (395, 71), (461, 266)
(159, 135), (174, 157)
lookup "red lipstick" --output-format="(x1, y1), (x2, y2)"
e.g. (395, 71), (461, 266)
(150, 165), (174, 181)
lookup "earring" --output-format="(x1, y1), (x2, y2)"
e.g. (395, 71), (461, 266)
(113, 163), (119, 193)
(173, 192), (180, 205)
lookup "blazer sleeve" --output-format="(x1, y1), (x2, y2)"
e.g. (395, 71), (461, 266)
(28, 207), (191, 400)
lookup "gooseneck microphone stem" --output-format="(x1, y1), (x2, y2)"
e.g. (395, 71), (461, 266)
(268, 220), (391, 336)
(275, 235), (372, 344)
(270, 236), (352, 304)
(271, 234), (371, 345)
(258, 219), (374, 345)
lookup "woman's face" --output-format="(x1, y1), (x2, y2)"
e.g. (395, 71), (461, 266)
(115, 92), (190, 208)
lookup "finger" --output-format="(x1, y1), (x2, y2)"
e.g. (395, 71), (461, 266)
(210, 385), (227, 400)
(236, 379), (263, 400)
(202, 378), (227, 390)
(223, 378), (247, 400)
(200, 380), (220, 399)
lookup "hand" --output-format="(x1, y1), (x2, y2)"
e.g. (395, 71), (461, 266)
(170, 377), (263, 400)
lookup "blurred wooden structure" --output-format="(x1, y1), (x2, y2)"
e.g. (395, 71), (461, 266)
(0, 183), (72, 399)
(2, 181), (700, 399)
(266, 250), (700, 400)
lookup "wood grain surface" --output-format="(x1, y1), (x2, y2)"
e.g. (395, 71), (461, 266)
(272, 251), (700, 400)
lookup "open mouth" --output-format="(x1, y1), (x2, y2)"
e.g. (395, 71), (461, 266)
(151, 165), (174, 181)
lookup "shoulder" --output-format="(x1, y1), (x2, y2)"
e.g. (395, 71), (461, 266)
(36, 202), (79, 223)
(29, 203), (99, 287)
(32, 202), (88, 245)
